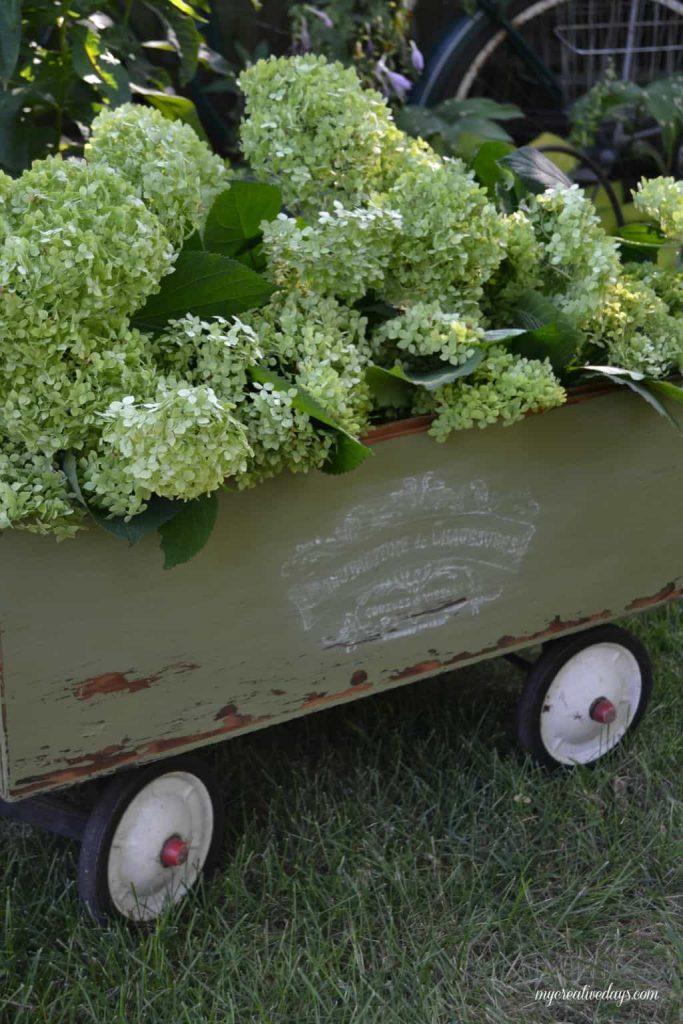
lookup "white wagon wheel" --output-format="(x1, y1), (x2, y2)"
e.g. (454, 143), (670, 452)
(78, 756), (223, 923)
(516, 624), (652, 768)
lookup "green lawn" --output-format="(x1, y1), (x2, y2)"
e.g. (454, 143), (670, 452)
(1, 607), (681, 1023)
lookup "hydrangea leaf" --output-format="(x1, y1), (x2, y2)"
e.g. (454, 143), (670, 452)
(471, 140), (516, 202)
(323, 432), (373, 475)
(159, 493), (219, 570)
(400, 352), (485, 390)
(365, 364), (414, 408)
(204, 182), (282, 257)
(506, 290), (582, 373)
(133, 251), (275, 329)
(584, 366), (682, 432)
(248, 365), (372, 471)
(500, 147), (572, 194)
(61, 452), (181, 543)
(615, 222), (666, 264)
(129, 85), (208, 141)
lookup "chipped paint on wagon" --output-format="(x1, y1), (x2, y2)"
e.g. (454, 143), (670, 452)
(12, 703), (272, 795)
(74, 661), (199, 700)
(301, 682), (373, 709)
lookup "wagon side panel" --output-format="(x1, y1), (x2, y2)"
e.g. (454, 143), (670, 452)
(2, 389), (683, 799)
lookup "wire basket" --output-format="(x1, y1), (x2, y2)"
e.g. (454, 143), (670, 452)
(552, 0), (683, 88)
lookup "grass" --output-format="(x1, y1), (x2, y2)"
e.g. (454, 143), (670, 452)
(1, 606), (681, 1023)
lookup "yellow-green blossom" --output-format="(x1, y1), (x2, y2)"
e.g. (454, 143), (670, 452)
(86, 104), (228, 246)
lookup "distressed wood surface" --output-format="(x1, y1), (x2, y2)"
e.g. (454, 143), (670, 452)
(2, 388), (682, 800)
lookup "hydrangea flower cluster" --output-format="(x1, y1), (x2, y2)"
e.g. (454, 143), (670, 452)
(86, 385), (251, 515)
(6, 53), (683, 547)
(421, 348), (566, 440)
(248, 291), (372, 437)
(381, 157), (508, 305)
(0, 439), (83, 539)
(262, 202), (403, 301)
(85, 105), (229, 247)
(238, 54), (398, 213)
(373, 302), (484, 366)
(523, 185), (621, 323)
(633, 177), (683, 241)
(586, 275), (683, 377)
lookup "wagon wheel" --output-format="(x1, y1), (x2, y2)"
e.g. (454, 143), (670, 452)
(78, 756), (223, 924)
(516, 625), (652, 768)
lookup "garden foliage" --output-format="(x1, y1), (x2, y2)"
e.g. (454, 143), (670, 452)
(3, 54), (683, 562)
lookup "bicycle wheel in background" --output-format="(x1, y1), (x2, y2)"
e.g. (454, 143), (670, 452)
(413, 0), (683, 141)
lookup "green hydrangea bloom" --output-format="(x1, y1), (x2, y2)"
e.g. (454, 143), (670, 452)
(381, 155), (508, 305)
(424, 347), (566, 440)
(1, 321), (157, 456)
(373, 301), (484, 367)
(586, 274), (683, 377)
(238, 54), (397, 213)
(0, 157), (174, 336)
(524, 184), (620, 323)
(249, 291), (372, 435)
(85, 383), (252, 516)
(624, 262), (683, 317)
(86, 104), (228, 246)
(633, 177), (683, 241)
(233, 384), (334, 490)
(262, 201), (403, 301)
(483, 211), (543, 316)
(0, 436), (84, 538)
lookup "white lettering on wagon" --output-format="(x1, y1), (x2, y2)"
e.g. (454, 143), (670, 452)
(282, 472), (538, 649)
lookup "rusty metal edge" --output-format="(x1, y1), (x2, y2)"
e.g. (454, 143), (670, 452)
(5, 580), (680, 803)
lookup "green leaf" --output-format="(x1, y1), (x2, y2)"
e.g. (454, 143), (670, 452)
(92, 496), (181, 544)
(365, 364), (414, 408)
(444, 117), (512, 144)
(400, 351), (484, 390)
(500, 146), (573, 194)
(71, 26), (131, 105)
(471, 140), (517, 206)
(204, 182), (282, 257)
(323, 432), (373, 475)
(510, 290), (557, 332)
(61, 452), (181, 543)
(0, 1), (21, 86)
(482, 328), (527, 342)
(436, 97), (522, 122)
(248, 365), (372, 472)
(367, 353), (485, 400)
(614, 221), (666, 264)
(165, 0), (208, 22)
(130, 84), (208, 140)
(584, 365), (682, 432)
(133, 251), (275, 329)
(156, 2), (201, 85)
(507, 291), (582, 372)
(159, 493), (218, 569)
(395, 106), (449, 139)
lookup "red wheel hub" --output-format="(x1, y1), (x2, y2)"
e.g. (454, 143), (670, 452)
(160, 835), (189, 867)
(590, 698), (617, 725)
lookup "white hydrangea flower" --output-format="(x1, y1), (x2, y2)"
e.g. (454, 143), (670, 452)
(86, 104), (228, 245)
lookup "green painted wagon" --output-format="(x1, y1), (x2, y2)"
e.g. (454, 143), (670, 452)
(1, 385), (678, 921)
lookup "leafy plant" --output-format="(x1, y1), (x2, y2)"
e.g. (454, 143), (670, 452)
(570, 69), (683, 178)
(397, 96), (523, 160)
(0, 0), (231, 175)
(6, 55), (683, 566)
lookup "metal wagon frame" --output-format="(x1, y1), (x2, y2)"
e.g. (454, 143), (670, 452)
(1, 383), (678, 921)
